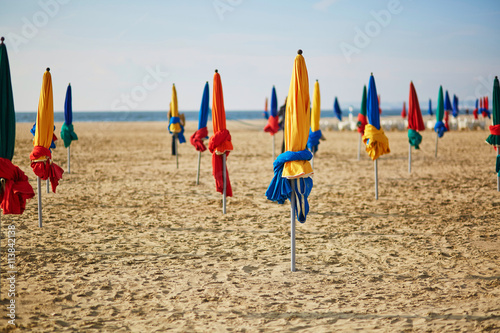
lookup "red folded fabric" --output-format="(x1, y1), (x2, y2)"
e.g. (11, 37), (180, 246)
(208, 130), (232, 197)
(444, 111), (450, 131)
(190, 127), (208, 152)
(357, 113), (367, 134)
(264, 115), (279, 135)
(0, 158), (35, 214)
(473, 109), (478, 119)
(490, 124), (500, 135)
(29, 146), (64, 193)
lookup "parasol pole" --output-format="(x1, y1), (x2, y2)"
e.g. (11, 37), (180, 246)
(67, 146), (70, 174)
(174, 133), (179, 169)
(196, 151), (201, 185)
(0, 178), (4, 227)
(357, 133), (362, 161)
(435, 133), (439, 158)
(272, 135), (275, 161)
(46, 178), (49, 193)
(408, 143), (412, 173)
(374, 159), (379, 200)
(37, 176), (42, 227)
(222, 153), (227, 214)
(497, 145), (499, 192)
(290, 178), (296, 272)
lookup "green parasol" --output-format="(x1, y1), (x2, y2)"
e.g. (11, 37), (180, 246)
(0, 37), (15, 161)
(485, 76), (500, 191)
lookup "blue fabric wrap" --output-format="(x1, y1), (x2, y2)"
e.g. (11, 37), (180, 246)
(30, 123), (56, 149)
(434, 121), (447, 138)
(307, 129), (322, 151)
(265, 150), (313, 223)
(168, 116), (186, 143)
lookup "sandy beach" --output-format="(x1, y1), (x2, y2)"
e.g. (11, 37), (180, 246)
(1, 119), (499, 332)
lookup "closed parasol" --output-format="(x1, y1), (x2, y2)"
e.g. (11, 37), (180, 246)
(266, 50), (313, 272)
(60, 83), (78, 174)
(30, 68), (64, 227)
(452, 94), (459, 118)
(307, 80), (322, 161)
(485, 76), (500, 191)
(434, 86), (447, 157)
(357, 85), (368, 160)
(208, 70), (233, 213)
(362, 73), (390, 199)
(407, 82), (425, 173)
(0, 37), (34, 215)
(190, 81), (210, 185)
(168, 84), (185, 168)
(264, 86), (279, 161)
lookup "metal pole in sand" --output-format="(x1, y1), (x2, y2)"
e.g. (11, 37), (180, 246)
(37, 176), (42, 227)
(408, 143), (412, 173)
(435, 133), (439, 158)
(67, 146), (70, 174)
(46, 178), (49, 193)
(222, 153), (227, 214)
(196, 151), (201, 185)
(175, 133), (179, 169)
(357, 133), (362, 161)
(497, 145), (499, 192)
(290, 178), (296, 272)
(272, 135), (275, 161)
(0, 178), (4, 230)
(374, 159), (379, 200)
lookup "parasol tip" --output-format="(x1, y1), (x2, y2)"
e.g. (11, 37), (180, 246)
(371, 72), (373, 76)
(496, 76), (498, 79)
(46, 67), (50, 72)
(297, 49), (302, 55)
(0, 37), (4, 44)
(215, 69), (218, 73)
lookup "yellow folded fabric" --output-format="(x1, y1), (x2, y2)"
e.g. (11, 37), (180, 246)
(282, 53), (313, 178)
(362, 124), (390, 160)
(169, 84), (181, 133)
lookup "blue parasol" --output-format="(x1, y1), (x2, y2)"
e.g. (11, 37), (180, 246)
(60, 83), (78, 173)
(191, 81), (210, 185)
(444, 90), (452, 112)
(198, 82), (209, 130)
(428, 98), (433, 116)
(334, 97), (342, 121)
(367, 75), (380, 130)
(270, 86), (278, 117)
(362, 74), (390, 199)
(452, 94), (459, 118)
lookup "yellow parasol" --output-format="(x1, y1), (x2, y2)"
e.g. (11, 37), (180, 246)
(265, 50), (314, 271)
(282, 52), (313, 179)
(29, 68), (64, 227)
(307, 80), (322, 164)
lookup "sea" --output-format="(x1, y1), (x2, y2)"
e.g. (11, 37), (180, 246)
(15, 109), (407, 123)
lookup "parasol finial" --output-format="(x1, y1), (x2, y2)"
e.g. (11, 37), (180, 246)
(46, 67), (50, 72)
(371, 72), (373, 76)
(215, 69), (218, 73)
(496, 76), (498, 79)
(297, 49), (302, 55)
(0, 37), (4, 44)
(68, 82), (71, 86)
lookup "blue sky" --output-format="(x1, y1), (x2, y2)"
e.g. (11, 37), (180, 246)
(1, 0), (499, 112)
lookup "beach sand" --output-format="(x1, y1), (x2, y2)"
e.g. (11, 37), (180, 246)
(1, 119), (499, 332)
